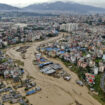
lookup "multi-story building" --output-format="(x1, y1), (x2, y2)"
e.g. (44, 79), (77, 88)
(60, 23), (78, 32)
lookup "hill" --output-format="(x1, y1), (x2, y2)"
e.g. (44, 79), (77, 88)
(24, 1), (105, 13)
(0, 3), (18, 11)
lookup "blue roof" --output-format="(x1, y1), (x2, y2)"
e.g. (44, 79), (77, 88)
(59, 51), (65, 54)
(39, 62), (53, 67)
(55, 30), (59, 34)
(26, 90), (36, 95)
(46, 48), (53, 51)
(45, 47), (60, 52)
(21, 70), (24, 73)
(77, 47), (81, 49)
(65, 48), (70, 52)
(53, 48), (60, 51)
(80, 48), (87, 51)
(40, 58), (46, 62)
(41, 48), (45, 50)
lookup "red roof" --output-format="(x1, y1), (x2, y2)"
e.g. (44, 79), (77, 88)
(89, 79), (93, 83)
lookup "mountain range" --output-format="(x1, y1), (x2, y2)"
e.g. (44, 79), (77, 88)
(0, 3), (18, 11)
(0, 1), (105, 13)
(24, 1), (105, 13)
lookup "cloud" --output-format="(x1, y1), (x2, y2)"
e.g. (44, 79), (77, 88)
(0, 0), (49, 7)
(0, 0), (105, 8)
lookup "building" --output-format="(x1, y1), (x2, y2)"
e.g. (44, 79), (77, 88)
(60, 23), (78, 32)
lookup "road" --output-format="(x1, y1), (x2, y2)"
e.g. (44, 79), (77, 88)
(6, 33), (101, 105)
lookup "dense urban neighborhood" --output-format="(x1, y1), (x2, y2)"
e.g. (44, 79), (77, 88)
(0, 13), (105, 105)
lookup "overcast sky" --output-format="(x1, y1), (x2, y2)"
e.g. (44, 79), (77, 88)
(0, 0), (105, 8)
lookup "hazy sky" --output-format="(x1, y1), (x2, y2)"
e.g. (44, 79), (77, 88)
(0, 0), (105, 8)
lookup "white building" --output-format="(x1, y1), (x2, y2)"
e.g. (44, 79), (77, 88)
(93, 66), (98, 75)
(60, 23), (78, 32)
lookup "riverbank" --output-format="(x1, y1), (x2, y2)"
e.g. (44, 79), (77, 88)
(60, 58), (105, 105)
(5, 33), (101, 105)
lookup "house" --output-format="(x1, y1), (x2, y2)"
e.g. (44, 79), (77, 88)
(40, 66), (56, 75)
(102, 54), (105, 61)
(86, 54), (91, 58)
(2, 41), (8, 47)
(85, 73), (95, 85)
(89, 60), (95, 67)
(92, 66), (99, 75)
(39, 62), (53, 68)
(70, 56), (76, 63)
(13, 77), (21, 83)
(99, 66), (105, 72)
(26, 89), (36, 96)
(81, 62), (88, 68)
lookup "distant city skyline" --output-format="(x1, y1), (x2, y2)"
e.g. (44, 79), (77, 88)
(0, 0), (105, 8)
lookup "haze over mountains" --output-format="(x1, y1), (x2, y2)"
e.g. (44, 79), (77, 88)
(0, 3), (18, 11)
(0, 1), (105, 13)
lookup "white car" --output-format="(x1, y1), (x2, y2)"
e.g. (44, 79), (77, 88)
(63, 75), (71, 81)
(76, 80), (84, 86)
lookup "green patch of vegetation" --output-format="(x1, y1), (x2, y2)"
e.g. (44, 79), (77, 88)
(60, 29), (67, 32)
(14, 60), (24, 66)
(92, 74), (105, 104)
(95, 57), (102, 63)
(47, 33), (57, 37)
(94, 57), (102, 66)
(32, 27), (44, 30)
(92, 94), (105, 105)
(93, 74), (102, 93)
(60, 58), (105, 105)
(82, 51), (87, 56)
(102, 41), (105, 45)
(0, 58), (8, 64)
(61, 58), (88, 80)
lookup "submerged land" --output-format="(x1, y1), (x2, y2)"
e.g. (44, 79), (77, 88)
(6, 33), (101, 105)
(0, 15), (105, 105)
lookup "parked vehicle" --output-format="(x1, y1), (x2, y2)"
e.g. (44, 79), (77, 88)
(35, 87), (41, 91)
(63, 75), (71, 81)
(76, 80), (84, 86)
